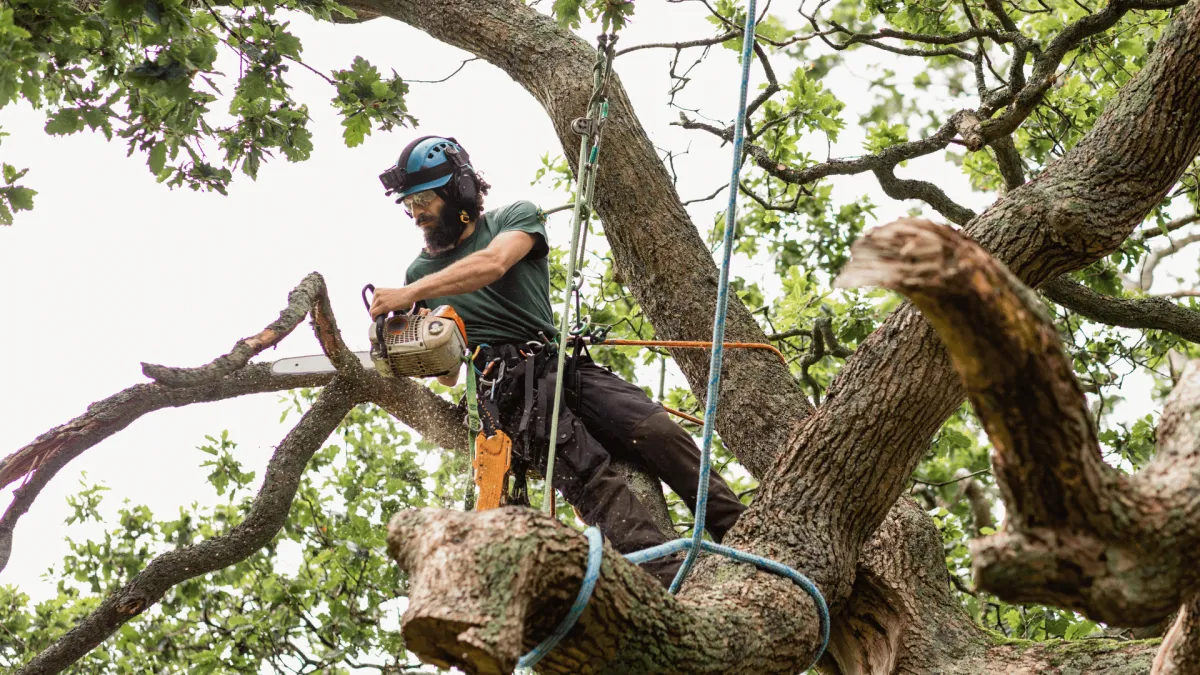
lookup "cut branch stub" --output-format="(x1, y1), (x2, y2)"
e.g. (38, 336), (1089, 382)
(835, 217), (1118, 532)
(386, 507), (824, 675)
(837, 218), (1200, 627)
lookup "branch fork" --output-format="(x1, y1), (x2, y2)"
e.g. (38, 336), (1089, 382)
(838, 218), (1200, 661)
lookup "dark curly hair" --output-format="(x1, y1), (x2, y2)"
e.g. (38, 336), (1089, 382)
(435, 171), (491, 221)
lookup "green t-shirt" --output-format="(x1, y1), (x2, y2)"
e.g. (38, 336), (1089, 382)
(405, 200), (556, 349)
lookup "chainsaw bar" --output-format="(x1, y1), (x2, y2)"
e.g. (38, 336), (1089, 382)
(269, 351), (375, 375)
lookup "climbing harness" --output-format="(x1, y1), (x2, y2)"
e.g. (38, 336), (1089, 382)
(463, 354), (481, 511)
(520, 3), (831, 671)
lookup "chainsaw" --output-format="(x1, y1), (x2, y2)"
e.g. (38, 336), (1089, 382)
(270, 285), (468, 379)
(269, 285), (512, 512)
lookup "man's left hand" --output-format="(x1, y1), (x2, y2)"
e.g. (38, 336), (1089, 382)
(369, 287), (417, 318)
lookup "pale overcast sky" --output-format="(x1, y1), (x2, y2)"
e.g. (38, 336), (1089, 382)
(0, 0), (1163, 620)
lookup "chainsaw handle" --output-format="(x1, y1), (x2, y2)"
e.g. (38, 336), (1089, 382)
(362, 283), (376, 313)
(362, 284), (389, 349)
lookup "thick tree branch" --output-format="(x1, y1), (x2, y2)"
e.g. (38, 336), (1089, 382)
(821, 494), (1160, 672)
(386, 507), (824, 674)
(1155, 596), (1200, 673)
(840, 220), (1200, 632)
(1042, 276), (1200, 342)
(360, 372), (469, 454)
(743, 3), (1200, 612)
(16, 377), (361, 675)
(836, 219), (1119, 531)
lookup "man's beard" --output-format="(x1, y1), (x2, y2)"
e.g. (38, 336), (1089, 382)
(423, 205), (467, 252)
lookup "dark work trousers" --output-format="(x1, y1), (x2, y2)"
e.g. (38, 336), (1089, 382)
(532, 357), (748, 588)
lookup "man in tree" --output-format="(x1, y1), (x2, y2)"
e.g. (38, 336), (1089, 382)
(366, 135), (747, 587)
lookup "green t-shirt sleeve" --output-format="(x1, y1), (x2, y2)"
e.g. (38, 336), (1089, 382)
(493, 200), (550, 260)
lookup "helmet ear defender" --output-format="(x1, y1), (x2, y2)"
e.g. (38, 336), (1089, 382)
(379, 136), (480, 208)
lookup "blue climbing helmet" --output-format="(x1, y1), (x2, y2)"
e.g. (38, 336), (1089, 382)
(378, 135), (479, 206)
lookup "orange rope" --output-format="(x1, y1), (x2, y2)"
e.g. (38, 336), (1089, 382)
(661, 405), (704, 425)
(594, 338), (788, 367)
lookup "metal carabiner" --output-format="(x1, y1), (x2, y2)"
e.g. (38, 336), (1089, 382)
(570, 314), (591, 337)
(489, 361), (506, 400)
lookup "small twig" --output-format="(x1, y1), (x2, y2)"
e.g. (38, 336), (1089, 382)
(616, 31), (738, 56)
(682, 184), (728, 206)
(406, 57), (480, 84)
(910, 467), (992, 488)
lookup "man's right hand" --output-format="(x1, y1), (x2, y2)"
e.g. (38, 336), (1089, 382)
(369, 287), (416, 318)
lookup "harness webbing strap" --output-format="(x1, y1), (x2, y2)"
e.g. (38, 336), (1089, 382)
(542, 33), (617, 515)
(464, 355), (481, 512)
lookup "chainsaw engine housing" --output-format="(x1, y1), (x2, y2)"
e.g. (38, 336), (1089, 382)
(370, 306), (467, 378)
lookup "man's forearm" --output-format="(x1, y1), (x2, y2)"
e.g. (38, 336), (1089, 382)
(408, 250), (506, 304)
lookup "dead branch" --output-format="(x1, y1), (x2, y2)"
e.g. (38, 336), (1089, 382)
(141, 272), (359, 386)
(2, 271), (367, 575)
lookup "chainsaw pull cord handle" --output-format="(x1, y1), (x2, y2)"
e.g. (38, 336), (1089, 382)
(362, 284), (388, 351)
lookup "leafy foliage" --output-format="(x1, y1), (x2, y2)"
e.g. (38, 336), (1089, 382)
(551, 0), (634, 32)
(0, 0), (411, 213)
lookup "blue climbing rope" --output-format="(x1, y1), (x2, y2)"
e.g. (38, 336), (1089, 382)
(628, 0), (832, 666)
(669, 0), (759, 597)
(625, 539), (830, 670)
(520, 3), (831, 670)
(517, 526), (604, 670)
